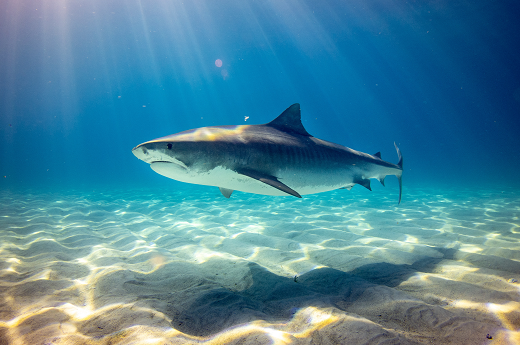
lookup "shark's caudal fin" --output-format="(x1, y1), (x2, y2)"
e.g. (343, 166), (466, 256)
(394, 142), (403, 204)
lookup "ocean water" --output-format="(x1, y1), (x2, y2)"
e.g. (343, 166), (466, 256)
(1, 0), (519, 344)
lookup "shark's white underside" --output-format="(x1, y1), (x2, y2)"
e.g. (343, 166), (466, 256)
(151, 162), (374, 196)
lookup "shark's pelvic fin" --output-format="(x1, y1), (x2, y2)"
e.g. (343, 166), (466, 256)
(236, 168), (302, 198)
(378, 177), (386, 187)
(219, 187), (234, 198)
(354, 177), (372, 191)
(266, 103), (311, 137)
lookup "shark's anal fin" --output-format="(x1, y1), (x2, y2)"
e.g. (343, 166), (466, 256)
(236, 168), (302, 198)
(219, 187), (234, 198)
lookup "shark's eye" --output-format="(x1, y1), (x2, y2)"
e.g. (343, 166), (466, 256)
(167, 143), (172, 150)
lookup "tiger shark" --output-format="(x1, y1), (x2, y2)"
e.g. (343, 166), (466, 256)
(132, 103), (403, 203)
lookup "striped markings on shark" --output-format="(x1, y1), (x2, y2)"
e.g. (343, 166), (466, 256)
(132, 103), (403, 203)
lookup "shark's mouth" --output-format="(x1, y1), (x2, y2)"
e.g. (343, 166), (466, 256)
(150, 160), (189, 171)
(150, 161), (189, 180)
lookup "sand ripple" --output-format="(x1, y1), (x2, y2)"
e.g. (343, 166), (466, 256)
(0, 186), (519, 344)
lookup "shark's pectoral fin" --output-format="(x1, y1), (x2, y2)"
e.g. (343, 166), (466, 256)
(219, 187), (234, 198)
(354, 177), (372, 191)
(236, 168), (302, 198)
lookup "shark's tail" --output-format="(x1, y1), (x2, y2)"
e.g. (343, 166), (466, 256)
(394, 142), (403, 204)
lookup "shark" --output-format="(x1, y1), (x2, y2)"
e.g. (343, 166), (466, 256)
(132, 103), (403, 203)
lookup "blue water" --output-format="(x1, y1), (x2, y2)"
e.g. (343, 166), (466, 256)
(1, 0), (519, 191)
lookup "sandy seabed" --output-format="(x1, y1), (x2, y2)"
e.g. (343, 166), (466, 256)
(0, 185), (519, 345)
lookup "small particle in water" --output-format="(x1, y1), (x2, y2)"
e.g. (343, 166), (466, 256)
(215, 59), (223, 67)
(245, 116), (249, 121)
(221, 69), (229, 79)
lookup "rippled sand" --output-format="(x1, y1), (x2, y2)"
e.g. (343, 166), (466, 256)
(0, 185), (519, 344)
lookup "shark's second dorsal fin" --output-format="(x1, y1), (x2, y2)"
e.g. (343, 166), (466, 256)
(266, 103), (311, 137)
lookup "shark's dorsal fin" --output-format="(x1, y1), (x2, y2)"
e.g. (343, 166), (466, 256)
(266, 103), (311, 137)
(373, 152), (381, 159)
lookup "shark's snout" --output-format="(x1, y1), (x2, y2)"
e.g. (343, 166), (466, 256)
(132, 143), (186, 169)
(132, 145), (150, 163)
